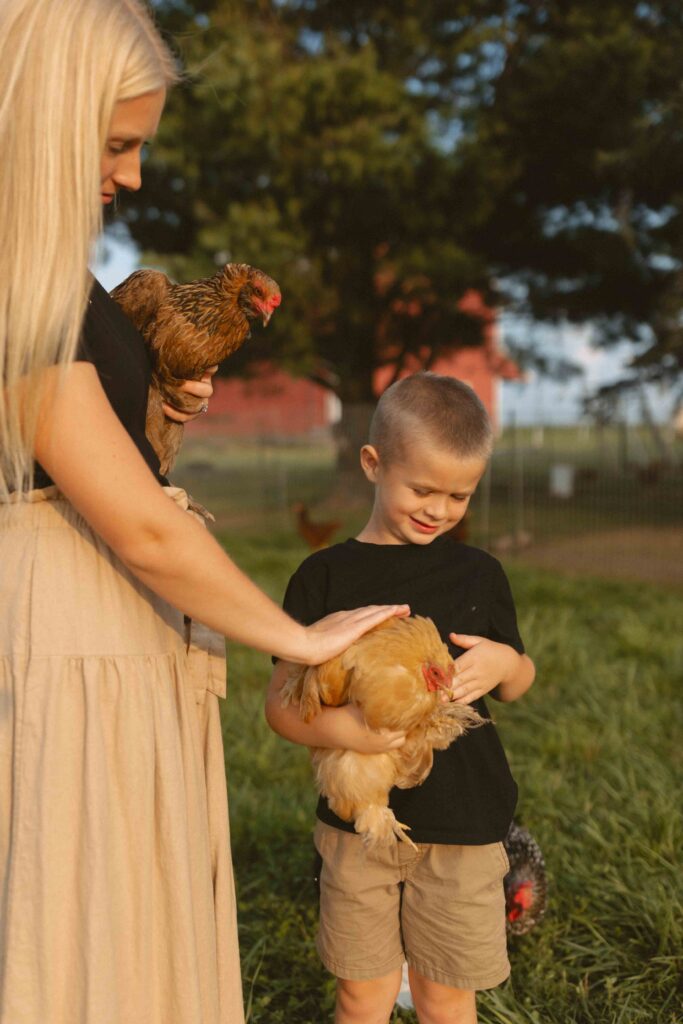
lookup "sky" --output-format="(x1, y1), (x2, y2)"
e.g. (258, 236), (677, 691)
(499, 324), (640, 427)
(95, 234), (675, 427)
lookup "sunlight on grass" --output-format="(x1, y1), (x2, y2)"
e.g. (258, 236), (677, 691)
(212, 514), (682, 1023)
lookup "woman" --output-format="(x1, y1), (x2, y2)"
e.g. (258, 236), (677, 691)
(0, 3), (406, 1022)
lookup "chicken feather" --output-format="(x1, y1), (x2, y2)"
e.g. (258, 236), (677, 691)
(282, 615), (484, 847)
(111, 263), (281, 476)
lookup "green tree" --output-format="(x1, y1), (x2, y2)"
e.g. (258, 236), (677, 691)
(453, 0), (683, 391)
(292, 0), (683, 391)
(118, 1), (502, 459)
(121, 1), (683, 427)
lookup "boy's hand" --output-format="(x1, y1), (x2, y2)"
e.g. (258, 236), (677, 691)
(344, 705), (407, 754)
(265, 662), (406, 751)
(448, 633), (521, 704)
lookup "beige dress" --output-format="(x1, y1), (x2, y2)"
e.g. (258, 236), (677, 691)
(0, 485), (245, 1024)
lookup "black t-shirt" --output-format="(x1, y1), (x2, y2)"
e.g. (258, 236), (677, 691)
(282, 536), (525, 845)
(34, 278), (167, 488)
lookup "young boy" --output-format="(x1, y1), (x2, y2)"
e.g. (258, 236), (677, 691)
(266, 373), (535, 1024)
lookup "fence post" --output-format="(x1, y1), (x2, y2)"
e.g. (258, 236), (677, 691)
(515, 424), (525, 538)
(618, 418), (629, 473)
(509, 411), (525, 539)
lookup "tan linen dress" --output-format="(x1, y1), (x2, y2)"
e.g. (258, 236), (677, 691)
(0, 485), (245, 1024)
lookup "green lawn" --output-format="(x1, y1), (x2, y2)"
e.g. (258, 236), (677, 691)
(213, 523), (682, 1024)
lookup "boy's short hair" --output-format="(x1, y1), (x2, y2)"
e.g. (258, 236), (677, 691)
(369, 372), (493, 463)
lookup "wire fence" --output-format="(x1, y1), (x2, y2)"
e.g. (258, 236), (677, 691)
(468, 421), (682, 549)
(175, 419), (682, 583)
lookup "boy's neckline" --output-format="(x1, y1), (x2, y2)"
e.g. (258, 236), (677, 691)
(346, 535), (449, 550)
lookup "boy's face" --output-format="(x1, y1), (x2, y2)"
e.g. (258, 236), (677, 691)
(359, 438), (487, 546)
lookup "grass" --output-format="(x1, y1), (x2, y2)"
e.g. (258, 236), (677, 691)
(209, 516), (683, 1024)
(173, 436), (682, 1020)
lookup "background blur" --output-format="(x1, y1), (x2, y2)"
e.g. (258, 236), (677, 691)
(99, 2), (681, 1021)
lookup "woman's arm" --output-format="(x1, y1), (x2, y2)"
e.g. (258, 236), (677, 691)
(33, 363), (407, 663)
(265, 661), (406, 752)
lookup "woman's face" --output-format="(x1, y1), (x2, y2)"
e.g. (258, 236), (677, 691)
(100, 89), (165, 205)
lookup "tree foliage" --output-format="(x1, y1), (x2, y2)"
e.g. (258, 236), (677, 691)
(457, 0), (683, 388)
(120, 2), (508, 406)
(118, 1), (683, 401)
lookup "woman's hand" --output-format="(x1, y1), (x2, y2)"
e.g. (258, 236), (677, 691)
(162, 365), (218, 422)
(300, 604), (410, 666)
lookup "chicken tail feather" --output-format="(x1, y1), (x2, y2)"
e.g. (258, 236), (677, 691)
(299, 667), (324, 722)
(280, 664), (306, 709)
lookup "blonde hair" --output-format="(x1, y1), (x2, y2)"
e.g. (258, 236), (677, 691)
(0, 0), (178, 497)
(369, 372), (494, 463)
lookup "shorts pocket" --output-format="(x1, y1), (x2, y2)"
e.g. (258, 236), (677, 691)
(496, 841), (510, 875)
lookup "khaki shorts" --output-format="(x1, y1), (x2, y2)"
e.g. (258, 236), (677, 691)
(313, 820), (511, 991)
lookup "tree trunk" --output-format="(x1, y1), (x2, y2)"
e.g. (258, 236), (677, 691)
(332, 401), (376, 494)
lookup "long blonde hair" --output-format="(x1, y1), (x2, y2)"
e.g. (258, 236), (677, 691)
(0, 0), (178, 496)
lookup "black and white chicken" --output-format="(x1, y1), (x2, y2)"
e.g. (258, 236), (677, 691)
(503, 821), (548, 936)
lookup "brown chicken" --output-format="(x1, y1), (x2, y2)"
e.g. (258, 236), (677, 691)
(281, 615), (483, 847)
(111, 263), (281, 475)
(292, 502), (341, 550)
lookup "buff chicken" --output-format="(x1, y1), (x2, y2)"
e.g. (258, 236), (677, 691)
(292, 503), (341, 551)
(281, 615), (483, 848)
(111, 263), (281, 476)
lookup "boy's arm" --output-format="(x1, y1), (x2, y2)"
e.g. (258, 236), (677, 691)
(448, 633), (536, 704)
(491, 649), (535, 702)
(266, 661), (406, 753)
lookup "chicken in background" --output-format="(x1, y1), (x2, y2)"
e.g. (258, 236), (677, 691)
(281, 615), (483, 848)
(386, 819), (548, 1011)
(292, 502), (341, 550)
(504, 821), (548, 935)
(111, 263), (281, 476)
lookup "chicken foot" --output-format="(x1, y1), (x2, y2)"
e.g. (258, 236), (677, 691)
(353, 805), (417, 850)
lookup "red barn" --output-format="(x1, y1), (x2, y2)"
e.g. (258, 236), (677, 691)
(373, 291), (523, 431)
(185, 363), (340, 440)
(187, 291), (521, 439)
